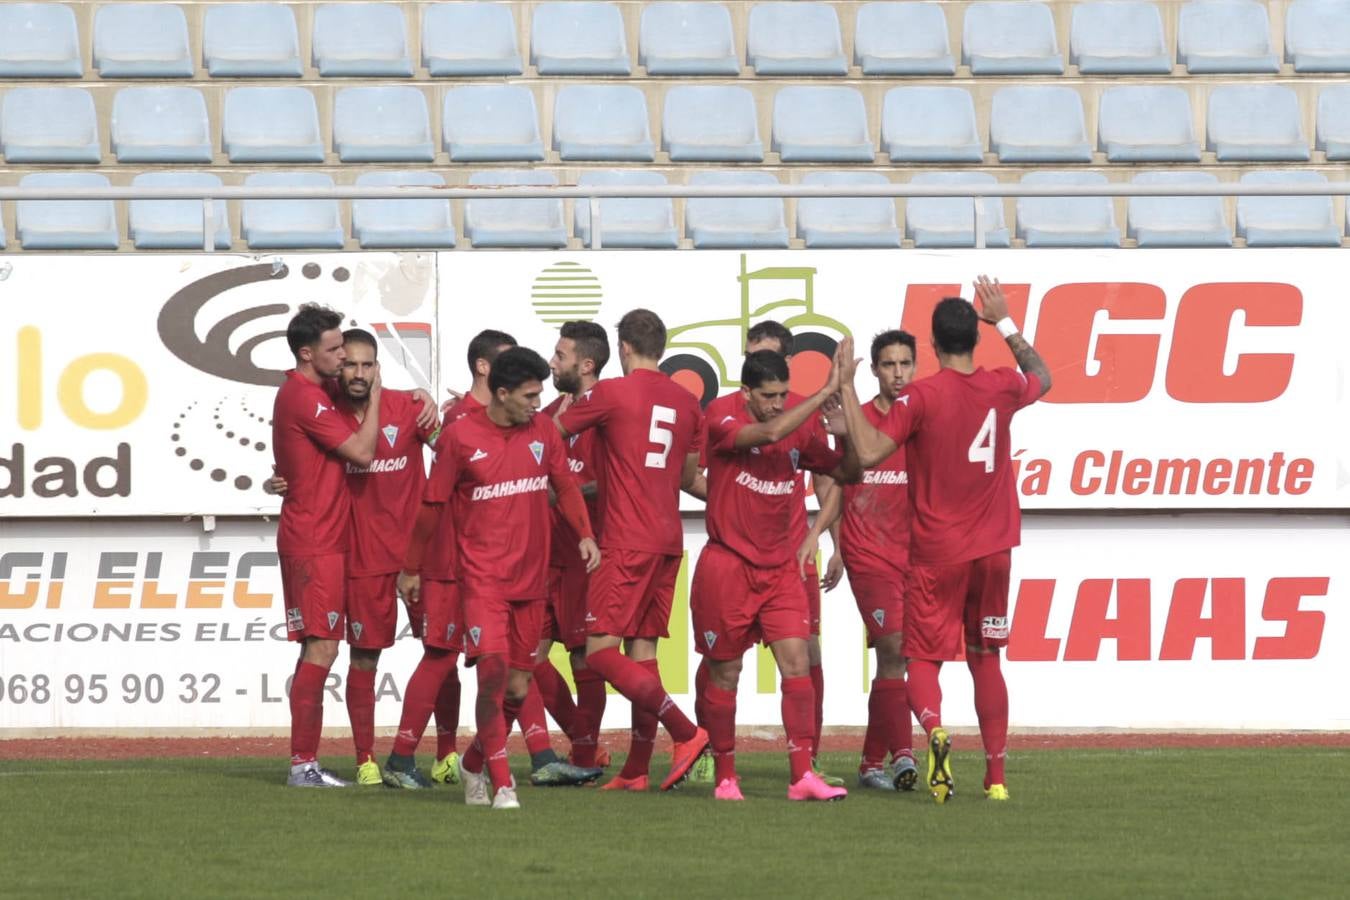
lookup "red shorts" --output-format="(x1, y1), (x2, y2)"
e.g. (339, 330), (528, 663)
(803, 557), (821, 636)
(345, 573), (398, 649)
(421, 578), (465, 652)
(403, 591), (425, 640)
(281, 553), (346, 643)
(691, 542), (812, 660)
(543, 564), (589, 650)
(586, 548), (680, 640)
(463, 593), (544, 671)
(848, 566), (907, 641)
(905, 550), (1011, 661)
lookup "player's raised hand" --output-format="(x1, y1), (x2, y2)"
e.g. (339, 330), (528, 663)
(440, 387), (464, 417)
(368, 367), (383, 400)
(263, 465), (288, 496)
(821, 552), (845, 592)
(578, 537), (601, 573)
(397, 570), (421, 605)
(834, 336), (860, 386)
(410, 388), (440, 431)
(796, 533), (819, 580)
(973, 275), (1009, 324)
(821, 396), (848, 437)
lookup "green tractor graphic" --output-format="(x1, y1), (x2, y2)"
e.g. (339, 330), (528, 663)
(660, 255), (852, 406)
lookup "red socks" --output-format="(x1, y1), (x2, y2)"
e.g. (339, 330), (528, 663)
(505, 681), (554, 757)
(617, 659), (661, 779)
(392, 649), (458, 758)
(780, 675), (815, 782)
(703, 682), (738, 783)
(861, 677), (912, 771)
(345, 667), (376, 764)
(569, 666), (607, 767)
(967, 652), (1009, 788)
(587, 646), (697, 743)
(289, 661), (330, 766)
(533, 658), (577, 738)
(906, 659), (944, 734)
(693, 658), (711, 727)
(468, 655), (512, 789)
(809, 663), (825, 760)
(434, 666), (461, 760)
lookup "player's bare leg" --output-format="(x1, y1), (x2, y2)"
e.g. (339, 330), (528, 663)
(346, 647), (381, 784)
(703, 656), (744, 800)
(859, 633), (915, 791)
(967, 645), (1009, 800)
(288, 638), (347, 787)
(770, 638), (847, 801)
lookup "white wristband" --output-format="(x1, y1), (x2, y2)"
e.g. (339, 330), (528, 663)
(995, 317), (1019, 339)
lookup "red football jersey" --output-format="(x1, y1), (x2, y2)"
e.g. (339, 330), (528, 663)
(558, 369), (703, 556)
(422, 392), (484, 581)
(706, 400), (843, 568)
(840, 397), (911, 575)
(543, 395), (600, 569)
(272, 371), (355, 556)
(877, 367), (1042, 567)
(424, 407), (573, 601)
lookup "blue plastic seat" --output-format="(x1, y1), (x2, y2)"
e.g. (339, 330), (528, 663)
(797, 172), (900, 249)
(0, 4), (82, 78)
(685, 171), (789, 249)
(465, 171), (567, 249)
(905, 172), (1010, 248)
(963, 2), (1064, 74)
(1017, 172), (1121, 248)
(333, 87), (433, 162)
(1127, 172), (1231, 247)
(129, 172), (232, 250)
(93, 4), (193, 77)
(1237, 170), (1341, 246)
(554, 86), (654, 161)
(442, 86), (544, 162)
(531, 2), (631, 75)
(1286, 0), (1350, 72)
(1207, 85), (1309, 162)
(640, 3), (738, 75)
(575, 170), (678, 249)
(111, 88), (212, 164)
(990, 87), (1092, 163)
(854, 2), (954, 75)
(1317, 85), (1350, 159)
(17, 173), (118, 250)
(203, 3), (302, 77)
(662, 86), (762, 162)
(1098, 86), (1200, 162)
(223, 87), (323, 163)
(1, 88), (99, 163)
(772, 87), (872, 163)
(312, 3), (412, 76)
(352, 172), (455, 249)
(1178, 0), (1278, 73)
(883, 87), (982, 163)
(241, 172), (344, 250)
(1070, 1), (1170, 74)
(422, 2), (522, 76)
(747, 3), (847, 75)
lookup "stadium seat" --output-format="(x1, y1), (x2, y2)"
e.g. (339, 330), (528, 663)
(904, 172), (1011, 248)
(223, 87), (324, 163)
(1206, 86), (1310, 161)
(16, 173), (119, 250)
(1070, 1), (1170, 74)
(531, 2), (631, 75)
(574, 170), (678, 249)
(797, 171), (900, 249)
(854, 2), (955, 75)
(990, 87), (1092, 163)
(93, 4), (193, 78)
(111, 88), (212, 164)
(747, 3), (847, 75)
(333, 87), (434, 162)
(351, 171), (456, 249)
(1127, 172), (1232, 247)
(0, 4), (82, 78)
(128, 172), (232, 251)
(553, 86), (655, 162)
(241, 172), (344, 250)
(442, 86), (544, 162)
(662, 86), (763, 162)
(685, 171), (790, 249)
(1317, 85), (1350, 159)
(202, 3), (302, 77)
(422, 2), (523, 76)
(1017, 172), (1122, 248)
(464, 171), (568, 249)
(882, 87), (982, 163)
(772, 87), (873, 163)
(1098, 86), (1201, 162)
(312, 3), (412, 77)
(640, 3), (739, 75)
(1, 88), (99, 164)
(1285, 0), (1350, 72)
(1178, 0), (1279, 73)
(963, 2), (1064, 74)
(1236, 170), (1342, 246)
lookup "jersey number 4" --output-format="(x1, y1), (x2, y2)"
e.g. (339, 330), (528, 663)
(645, 405), (677, 469)
(968, 408), (996, 474)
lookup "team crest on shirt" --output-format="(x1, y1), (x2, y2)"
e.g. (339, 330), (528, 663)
(382, 425), (399, 448)
(789, 448), (801, 470)
(468, 626), (482, 646)
(446, 623), (456, 642)
(351, 621), (364, 641)
(871, 609), (886, 628)
(569, 434), (579, 447)
(528, 441), (545, 465)
(327, 611), (340, 630)
(703, 630), (718, 649)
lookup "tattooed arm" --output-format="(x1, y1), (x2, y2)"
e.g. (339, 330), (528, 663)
(972, 275), (1053, 398)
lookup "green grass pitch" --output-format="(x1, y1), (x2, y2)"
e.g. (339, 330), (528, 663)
(1, 749), (1345, 899)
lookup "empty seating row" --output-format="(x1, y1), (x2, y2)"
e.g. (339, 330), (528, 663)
(2, 169), (1342, 251)
(4, 1), (1350, 80)
(5, 82), (1350, 166)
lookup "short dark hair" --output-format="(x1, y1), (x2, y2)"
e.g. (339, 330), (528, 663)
(741, 349), (790, 389)
(932, 297), (979, 356)
(560, 321), (611, 376)
(617, 309), (666, 359)
(286, 303), (344, 355)
(467, 329), (517, 376)
(871, 329), (917, 365)
(488, 346), (550, 394)
(747, 320), (794, 356)
(342, 328), (378, 356)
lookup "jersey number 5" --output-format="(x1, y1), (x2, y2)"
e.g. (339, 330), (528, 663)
(968, 408), (996, 474)
(645, 405), (677, 469)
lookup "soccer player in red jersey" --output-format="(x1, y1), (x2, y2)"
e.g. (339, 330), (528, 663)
(799, 330), (919, 792)
(556, 309), (711, 792)
(833, 277), (1053, 803)
(272, 305), (385, 788)
(400, 347), (600, 810)
(694, 350), (849, 802)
